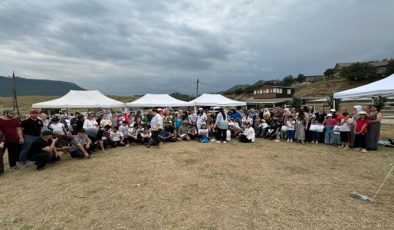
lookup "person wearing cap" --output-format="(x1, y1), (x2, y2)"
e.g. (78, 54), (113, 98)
(19, 109), (44, 167)
(29, 130), (62, 170)
(0, 110), (23, 170)
(354, 111), (370, 153)
(323, 113), (337, 145)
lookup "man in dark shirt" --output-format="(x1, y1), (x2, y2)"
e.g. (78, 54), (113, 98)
(20, 109), (43, 167)
(29, 130), (60, 170)
(0, 110), (23, 169)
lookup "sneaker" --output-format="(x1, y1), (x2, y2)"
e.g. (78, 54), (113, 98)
(211, 139), (216, 142)
(216, 141), (221, 143)
(290, 139), (293, 143)
(361, 149), (368, 153)
(223, 141), (227, 144)
(315, 141), (318, 144)
(274, 140), (280, 142)
(20, 162), (28, 168)
(126, 144), (130, 147)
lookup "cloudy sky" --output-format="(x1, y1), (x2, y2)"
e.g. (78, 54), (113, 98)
(0, 0), (393, 95)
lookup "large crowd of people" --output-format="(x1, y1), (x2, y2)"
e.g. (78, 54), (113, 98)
(0, 104), (385, 174)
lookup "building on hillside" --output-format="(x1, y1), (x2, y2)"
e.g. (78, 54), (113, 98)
(304, 75), (325, 82)
(253, 85), (294, 99)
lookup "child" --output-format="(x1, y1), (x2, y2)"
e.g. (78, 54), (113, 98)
(323, 114), (336, 144)
(332, 125), (341, 146)
(286, 115), (295, 142)
(141, 127), (151, 145)
(340, 112), (352, 149)
(310, 117), (321, 144)
(353, 111), (369, 153)
(258, 119), (269, 137)
(110, 126), (125, 147)
(198, 124), (209, 143)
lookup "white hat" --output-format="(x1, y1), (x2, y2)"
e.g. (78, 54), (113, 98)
(358, 111), (368, 115)
(327, 113), (332, 117)
(198, 108), (203, 110)
(330, 109), (336, 112)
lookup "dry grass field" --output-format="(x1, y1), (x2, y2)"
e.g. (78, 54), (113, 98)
(1, 137), (393, 229)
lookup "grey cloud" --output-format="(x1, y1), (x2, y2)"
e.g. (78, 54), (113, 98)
(0, 0), (393, 95)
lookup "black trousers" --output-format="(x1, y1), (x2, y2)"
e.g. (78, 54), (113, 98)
(148, 130), (161, 146)
(30, 152), (52, 168)
(4, 141), (20, 168)
(239, 134), (252, 143)
(0, 150), (4, 173)
(216, 128), (227, 142)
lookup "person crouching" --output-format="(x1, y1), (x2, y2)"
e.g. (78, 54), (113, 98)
(29, 131), (63, 170)
(70, 129), (92, 159)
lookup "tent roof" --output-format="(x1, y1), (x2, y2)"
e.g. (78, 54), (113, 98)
(334, 74), (394, 99)
(189, 94), (246, 106)
(126, 94), (190, 107)
(32, 90), (125, 109)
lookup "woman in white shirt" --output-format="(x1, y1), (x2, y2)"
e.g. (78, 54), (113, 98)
(49, 117), (67, 136)
(83, 113), (98, 129)
(239, 122), (255, 143)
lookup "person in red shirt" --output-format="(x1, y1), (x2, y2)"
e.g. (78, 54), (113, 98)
(0, 130), (5, 175)
(353, 111), (370, 153)
(0, 110), (23, 170)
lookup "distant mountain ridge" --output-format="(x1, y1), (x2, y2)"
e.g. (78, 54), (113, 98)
(0, 76), (85, 96)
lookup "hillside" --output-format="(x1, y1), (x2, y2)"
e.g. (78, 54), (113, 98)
(293, 78), (368, 97)
(0, 76), (84, 96)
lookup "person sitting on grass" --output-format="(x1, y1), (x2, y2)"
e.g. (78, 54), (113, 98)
(110, 126), (125, 147)
(70, 129), (92, 159)
(353, 111), (370, 153)
(198, 124), (209, 141)
(29, 131), (63, 170)
(142, 127), (151, 145)
(97, 125), (112, 151)
(159, 121), (177, 142)
(188, 125), (198, 140)
(119, 122), (132, 147)
(177, 120), (190, 141)
(239, 122), (255, 143)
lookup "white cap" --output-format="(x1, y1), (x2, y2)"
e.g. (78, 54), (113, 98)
(327, 113), (332, 117)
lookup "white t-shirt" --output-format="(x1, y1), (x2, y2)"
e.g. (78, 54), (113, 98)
(286, 120), (295, 130)
(340, 118), (352, 132)
(243, 127), (255, 142)
(83, 119), (97, 129)
(50, 123), (65, 135)
(150, 114), (163, 131)
(110, 130), (123, 141)
(198, 128), (209, 135)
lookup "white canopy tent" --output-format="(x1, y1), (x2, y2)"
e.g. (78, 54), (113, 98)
(32, 90), (125, 109)
(188, 93), (246, 107)
(125, 94), (191, 107)
(334, 73), (394, 99)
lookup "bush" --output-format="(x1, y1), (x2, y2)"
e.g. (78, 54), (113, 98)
(340, 62), (378, 82)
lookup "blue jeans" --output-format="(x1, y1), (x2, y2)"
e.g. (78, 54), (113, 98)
(20, 135), (40, 163)
(324, 131), (333, 144)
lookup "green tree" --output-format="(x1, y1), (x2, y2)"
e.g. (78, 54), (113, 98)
(385, 60), (394, 76)
(296, 74), (306, 83)
(324, 68), (337, 77)
(373, 96), (387, 111)
(328, 92), (341, 111)
(282, 75), (295, 86)
(291, 96), (302, 109)
(340, 62), (378, 81)
(234, 88), (245, 95)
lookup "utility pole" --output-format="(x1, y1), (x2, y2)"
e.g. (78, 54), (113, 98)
(196, 78), (199, 97)
(12, 71), (20, 116)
